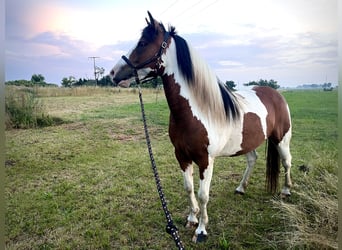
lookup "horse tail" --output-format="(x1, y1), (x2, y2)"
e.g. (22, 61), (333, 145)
(265, 139), (280, 193)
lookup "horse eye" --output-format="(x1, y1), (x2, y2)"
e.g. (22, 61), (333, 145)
(138, 41), (147, 47)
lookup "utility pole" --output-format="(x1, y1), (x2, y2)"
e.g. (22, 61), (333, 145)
(88, 56), (100, 86)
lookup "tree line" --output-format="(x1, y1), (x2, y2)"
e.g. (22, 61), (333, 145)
(6, 74), (281, 90)
(225, 79), (280, 90)
(60, 75), (112, 87)
(5, 74), (113, 87)
(5, 74), (57, 87)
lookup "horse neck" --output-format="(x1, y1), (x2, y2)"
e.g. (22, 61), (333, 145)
(160, 38), (229, 125)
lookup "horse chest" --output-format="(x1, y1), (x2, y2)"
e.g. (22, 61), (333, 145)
(168, 111), (209, 150)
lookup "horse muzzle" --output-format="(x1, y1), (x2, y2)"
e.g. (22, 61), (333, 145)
(110, 64), (135, 86)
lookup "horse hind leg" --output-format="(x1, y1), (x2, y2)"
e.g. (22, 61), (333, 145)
(183, 164), (200, 228)
(235, 150), (258, 194)
(277, 129), (292, 197)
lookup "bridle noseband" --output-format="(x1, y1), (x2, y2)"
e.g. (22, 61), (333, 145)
(121, 31), (170, 84)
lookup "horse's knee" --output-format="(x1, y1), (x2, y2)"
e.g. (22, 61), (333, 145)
(183, 165), (195, 193)
(184, 183), (193, 194)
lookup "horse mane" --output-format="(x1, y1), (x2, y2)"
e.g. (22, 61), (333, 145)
(169, 27), (194, 83)
(168, 26), (240, 121)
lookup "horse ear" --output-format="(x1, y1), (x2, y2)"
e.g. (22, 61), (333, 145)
(147, 11), (155, 29)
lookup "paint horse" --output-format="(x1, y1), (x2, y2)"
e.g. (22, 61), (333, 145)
(110, 11), (292, 243)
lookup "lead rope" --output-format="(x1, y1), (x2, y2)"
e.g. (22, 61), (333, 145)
(136, 80), (185, 250)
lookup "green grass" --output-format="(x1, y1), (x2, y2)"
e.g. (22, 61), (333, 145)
(5, 87), (337, 249)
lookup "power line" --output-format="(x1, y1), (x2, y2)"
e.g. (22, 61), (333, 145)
(196, 0), (219, 15)
(172, 0), (204, 21)
(160, 0), (179, 15)
(171, 0), (219, 27)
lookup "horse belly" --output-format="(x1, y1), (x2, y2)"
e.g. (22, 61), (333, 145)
(220, 133), (245, 156)
(207, 123), (244, 157)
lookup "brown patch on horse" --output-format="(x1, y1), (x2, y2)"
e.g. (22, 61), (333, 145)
(253, 86), (291, 142)
(241, 112), (265, 153)
(162, 73), (209, 179)
(234, 112), (265, 156)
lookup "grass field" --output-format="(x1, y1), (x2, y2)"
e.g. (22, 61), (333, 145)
(5, 87), (337, 249)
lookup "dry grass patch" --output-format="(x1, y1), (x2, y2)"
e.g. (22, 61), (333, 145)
(272, 166), (337, 249)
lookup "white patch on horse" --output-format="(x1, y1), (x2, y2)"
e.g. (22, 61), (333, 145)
(195, 156), (214, 238)
(111, 57), (126, 75)
(183, 164), (200, 226)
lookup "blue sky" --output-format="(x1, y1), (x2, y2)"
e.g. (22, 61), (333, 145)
(5, 0), (338, 87)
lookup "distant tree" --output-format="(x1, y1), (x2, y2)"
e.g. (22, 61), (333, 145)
(151, 77), (162, 88)
(137, 77), (163, 88)
(245, 80), (258, 86)
(225, 80), (237, 91)
(95, 67), (105, 79)
(98, 75), (112, 86)
(61, 76), (76, 87)
(61, 77), (69, 87)
(31, 74), (45, 85)
(74, 78), (83, 86)
(73, 78), (88, 86)
(323, 82), (333, 91)
(244, 79), (280, 89)
(323, 82), (332, 88)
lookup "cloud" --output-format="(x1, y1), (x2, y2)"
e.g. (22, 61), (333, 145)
(218, 60), (244, 67)
(6, 26), (337, 86)
(179, 29), (337, 85)
(5, 28), (138, 83)
(6, 31), (97, 82)
(5, 0), (338, 87)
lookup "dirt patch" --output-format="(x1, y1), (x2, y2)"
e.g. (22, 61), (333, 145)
(61, 122), (88, 131)
(108, 129), (142, 141)
(112, 134), (139, 141)
(5, 159), (16, 168)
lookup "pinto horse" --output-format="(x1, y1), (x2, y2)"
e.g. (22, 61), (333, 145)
(110, 11), (292, 243)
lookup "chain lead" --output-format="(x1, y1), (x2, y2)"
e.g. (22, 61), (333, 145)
(137, 78), (185, 250)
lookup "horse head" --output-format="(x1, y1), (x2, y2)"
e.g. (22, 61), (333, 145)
(110, 11), (169, 87)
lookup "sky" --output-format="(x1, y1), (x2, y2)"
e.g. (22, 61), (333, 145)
(5, 0), (338, 88)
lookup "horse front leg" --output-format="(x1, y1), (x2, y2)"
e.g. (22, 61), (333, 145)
(193, 156), (214, 243)
(183, 164), (200, 228)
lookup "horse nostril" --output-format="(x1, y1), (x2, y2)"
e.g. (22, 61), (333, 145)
(110, 69), (114, 75)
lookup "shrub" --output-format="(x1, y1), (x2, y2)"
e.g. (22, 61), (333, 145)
(5, 87), (56, 129)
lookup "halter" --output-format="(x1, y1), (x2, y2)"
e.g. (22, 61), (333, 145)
(121, 31), (170, 84)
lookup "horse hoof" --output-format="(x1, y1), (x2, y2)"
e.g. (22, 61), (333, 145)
(192, 232), (208, 243)
(234, 190), (245, 195)
(280, 188), (291, 199)
(280, 192), (291, 199)
(185, 221), (198, 229)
